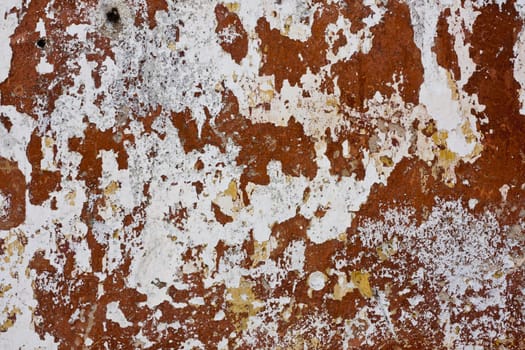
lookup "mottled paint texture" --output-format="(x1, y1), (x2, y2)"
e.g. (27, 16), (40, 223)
(0, 0), (524, 349)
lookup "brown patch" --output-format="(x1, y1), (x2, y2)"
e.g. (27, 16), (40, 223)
(356, 158), (442, 224)
(215, 3), (249, 64)
(28, 250), (57, 274)
(215, 90), (317, 205)
(313, 206), (327, 218)
(304, 239), (344, 272)
(0, 0), (100, 119)
(28, 171), (62, 205)
(170, 108), (224, 153)
(233, 116), (317, 202)
(460, 2), (525, 213)
(146, 0), (169, 29)
(332, 29), (347, 55)
(30, 247), (150, 350)
(68, 122), (132, 189)
(192, 180), (204, 195)
(324, 126), (369, 180)
(0, 0), (48, 118)
(433, 8), (461, 80)
(0, 114), (12, 132)
(331, 0), (423, 111)
(194, 158), (204, 171)
(26, 130), (61, 205)
(338, 0), (372, 33)
(141, 105), (164, 138)
(256, 4), (338, 92)
(0, 157), (26, 230)
(223, 117), (316, 205)
(165, 204), (188, 230)
(211, 202), (233, 225)
(270, 214), (310, 259)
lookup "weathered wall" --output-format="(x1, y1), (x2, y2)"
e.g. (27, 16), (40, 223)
(0, 0), (524, 349)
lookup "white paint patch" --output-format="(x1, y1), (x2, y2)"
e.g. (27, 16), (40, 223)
(410, 3), (472, 135)
(308, 271), (327, 291)
(180, 338), (205, 350)
(514, 19), (525, 115)
(35, 19), (54, 74)
(36, 57), (54, 74)
(446, 127), (476, 157)
(359, 198), (520, 342)
(407, 1), (484, 188)
(106, 301), (132, 328)
(214, 310), (225, 321)
(66, 24), (90, 42)
(0, 1), (21, 83)
(499, 184), (510, 202)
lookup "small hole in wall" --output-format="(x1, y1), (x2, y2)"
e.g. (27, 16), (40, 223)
(106, 7), (120, 24)
(36, 38), (46, 48)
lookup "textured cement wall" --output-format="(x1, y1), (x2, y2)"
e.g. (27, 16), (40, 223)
(0, 0), (524, 349)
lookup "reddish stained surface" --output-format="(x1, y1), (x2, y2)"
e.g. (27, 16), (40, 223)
(433, 8), (461, 80)
(0, 113), (13, 132)
(172, 90), (317, 206)
(0, 158), (26, 230)
(333, 0), (372, 34)
(216, 110), (317, 206)
(331, 0), (423, 112)
(256, 3), (338, 93)
(324, 125), (370, 180)
(27, 130), (62, 205)
(145, 0), (169, 29)
(212, 202), (234, 225)
(68, 122), (132, 189)
(0, 0), (101, 119)
(170, 108), (225, 154)
(462, 2), (525, 211)
(215, 3), (248, 64)
(0, 0), (523, 349)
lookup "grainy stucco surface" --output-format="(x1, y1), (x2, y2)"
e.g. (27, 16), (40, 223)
(0, 0), (524, 349)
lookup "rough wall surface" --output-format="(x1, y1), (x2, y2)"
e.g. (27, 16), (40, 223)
(0, 0), (524, 349)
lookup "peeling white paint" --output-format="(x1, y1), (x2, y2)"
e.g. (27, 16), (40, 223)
(0, 1), (21, 84)
(0, 1), (522, 348)
(106, 301), (132, 328)
(308, 271), (327, 291)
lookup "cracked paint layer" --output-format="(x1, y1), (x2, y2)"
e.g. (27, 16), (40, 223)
(0, 0), (524, 349)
